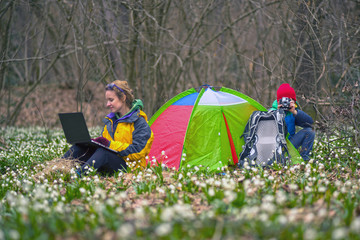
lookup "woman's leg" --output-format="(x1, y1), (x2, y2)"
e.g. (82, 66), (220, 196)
(289, 127), (315, 161)
(80, 148), (128, 174)
(62, 144), (96, 163)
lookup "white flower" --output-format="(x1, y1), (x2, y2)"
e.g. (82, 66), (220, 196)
(258, 213), (269, 222)
(263, 195), (274, 203)
(276, 191), (287, 205)
(332, 228), (348, 240)
(261, 202), (275, 214)
(214, 181), (221, 187)
(289, 184), (298, 191)
(116, 223), (134, 238)
(155, 223), (172, 236)
(318, 186), (327, 193)
(9, 230), (20, 240)
(106, 198), (115, 207)
(135, 207), (145, 219)
(351, 217), (360, 233)
(161, 207), (175, 222)
(208, 188), (215, 197)
(304, 228), (317, 240)
(277, 215), (287, 225)
(116, 207), (124, 215)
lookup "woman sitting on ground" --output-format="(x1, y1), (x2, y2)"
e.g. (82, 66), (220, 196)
(63, 80), (154, 175)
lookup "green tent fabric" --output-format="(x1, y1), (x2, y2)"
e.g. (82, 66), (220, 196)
(148, 86), (302, 171)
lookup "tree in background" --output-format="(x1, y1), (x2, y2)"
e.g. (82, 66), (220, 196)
(0, 0), (359, 146)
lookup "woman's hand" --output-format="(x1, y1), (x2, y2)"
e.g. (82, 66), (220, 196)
(92, 137), (110, 146)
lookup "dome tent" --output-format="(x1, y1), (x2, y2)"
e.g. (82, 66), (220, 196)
(148, 85), (301, 171)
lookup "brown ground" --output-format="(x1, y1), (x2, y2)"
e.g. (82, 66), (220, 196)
(1, 82), (109, 128)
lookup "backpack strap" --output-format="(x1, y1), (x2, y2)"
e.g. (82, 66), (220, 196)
(272, 109), (290, 165)
(238, 111), (265, 166)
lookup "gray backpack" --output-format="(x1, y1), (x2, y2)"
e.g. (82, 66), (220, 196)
(238, 109), (290, 168)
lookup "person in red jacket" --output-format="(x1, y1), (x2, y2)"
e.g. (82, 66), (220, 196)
(63, 80), (154, 175)
(270, 83), (315, 161)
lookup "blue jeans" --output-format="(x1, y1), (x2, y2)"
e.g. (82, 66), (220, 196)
(289, 128), (315, 161)
(62, 144), (127, 174)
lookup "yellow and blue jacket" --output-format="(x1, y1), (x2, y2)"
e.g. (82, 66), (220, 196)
(101, 100), (154, 169)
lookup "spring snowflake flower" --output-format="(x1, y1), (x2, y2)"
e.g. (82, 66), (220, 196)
(116, 223), (134, 238)
(332, 227), (348, 240)
(289, 184), (298, 191)
(275, 215), (287, 225)
(135, 207), (145, 219)
(9, 230), (20, 240)
(224, 190), (236, 203)
(350, 217), (360, 233)
(304, 228), (317, 240)
(276, 191), (287, 205)
(214, 180), (221, 187)
(155, 223), (172, 236)
(208, 188), (215, 197)
(259, 213), (269, 222)
(318, 186), (327, 193)
(106, 198), (115, 207)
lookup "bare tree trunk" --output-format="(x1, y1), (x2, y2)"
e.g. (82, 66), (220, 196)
(0, 1), (15, 100)
(293, 0), (323, 99)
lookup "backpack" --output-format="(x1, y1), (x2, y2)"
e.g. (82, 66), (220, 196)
(238, 109), (290, 168)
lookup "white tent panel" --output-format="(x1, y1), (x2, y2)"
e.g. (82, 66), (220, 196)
(198, 88), (247, 106)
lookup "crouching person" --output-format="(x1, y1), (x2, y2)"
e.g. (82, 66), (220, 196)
(271, 83), (315, 161)
(62, 80), (154, 175)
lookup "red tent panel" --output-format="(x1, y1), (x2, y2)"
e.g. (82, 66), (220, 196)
(149, 105), (193, 169)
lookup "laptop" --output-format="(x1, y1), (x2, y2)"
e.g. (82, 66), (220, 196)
(58, 112), (117, 153)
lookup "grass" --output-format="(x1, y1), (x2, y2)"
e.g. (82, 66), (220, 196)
(0, 126), (360, 239)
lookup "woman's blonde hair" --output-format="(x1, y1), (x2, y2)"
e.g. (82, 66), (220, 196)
(106, 80), (134, 108)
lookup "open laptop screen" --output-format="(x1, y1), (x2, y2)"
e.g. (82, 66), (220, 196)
(58, 112), (92, 145)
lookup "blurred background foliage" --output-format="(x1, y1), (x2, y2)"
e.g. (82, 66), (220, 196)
(0, 0), (359, 145)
